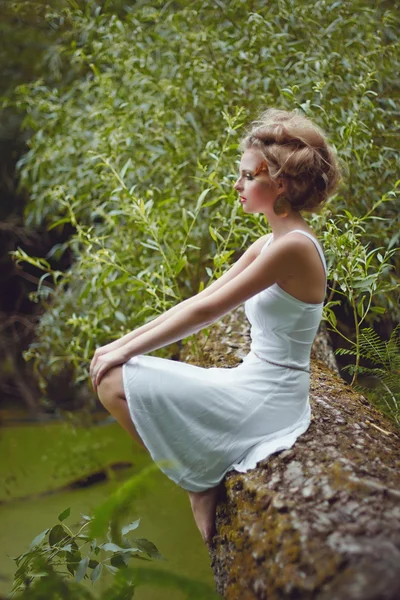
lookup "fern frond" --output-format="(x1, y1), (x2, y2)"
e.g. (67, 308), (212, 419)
(335, 347), (358, 357)
(337, 325), (400, 429)
(358, 327), (388, 364)
(387, 323), (400, 371)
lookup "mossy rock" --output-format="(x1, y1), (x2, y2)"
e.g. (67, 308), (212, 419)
(210, 362), (400, 600)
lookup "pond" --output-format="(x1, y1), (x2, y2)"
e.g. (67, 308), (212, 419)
(0, 416), (216, 599)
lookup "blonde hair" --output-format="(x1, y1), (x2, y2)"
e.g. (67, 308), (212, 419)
(240, 108), (340, 213)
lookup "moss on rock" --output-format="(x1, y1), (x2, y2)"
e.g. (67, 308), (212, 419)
(209, 362), (400, 599)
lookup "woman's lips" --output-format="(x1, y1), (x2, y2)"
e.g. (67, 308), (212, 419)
(240, 196), (246, 203)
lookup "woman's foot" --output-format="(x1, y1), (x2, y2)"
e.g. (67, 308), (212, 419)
(188, 484), (222, 545)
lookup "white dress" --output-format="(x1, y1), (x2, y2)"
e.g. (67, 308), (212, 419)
(122, 229), (326, 492)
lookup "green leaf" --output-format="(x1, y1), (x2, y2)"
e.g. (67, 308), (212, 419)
(370, 306), (386, 314)
(66, 547), (82, 575)
(91, 562), (103, 583)
(195, 188), (211, 212)
(49, 524), (68, 547)
(122, 519), (141, 535)
(120, 158), (132, 180)
(61, 543), (72, 552)
(58, 507), (71, 522)
(89, 559), (99, 569)
(81, 514), (93, 522)
(203, 196), (223, 208)
(209, 225), (217, 242)
(47, 216), (71, 231)
(174, 256), (186, 276)
(115, 311), (126, 323)
(29, 528), (50, 549)
(357, 298), (365, 319)
(352, 274), (377, 289)
(76, 556), (90, 582)
(101, 542), (127, 553)
(104, 564), (118, 575)
(131, 538), (165, 561)
(110, 553), (128, 569)
(101, 542), (140, 554)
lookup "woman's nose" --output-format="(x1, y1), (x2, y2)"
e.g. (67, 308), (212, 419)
(234, 178), (241, 191)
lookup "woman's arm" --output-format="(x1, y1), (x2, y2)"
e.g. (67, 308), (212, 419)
(90, 234), (270, 364)
(92, 233), (302, 388)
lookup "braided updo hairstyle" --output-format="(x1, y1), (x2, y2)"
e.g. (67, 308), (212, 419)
(240, 109), (340, 213)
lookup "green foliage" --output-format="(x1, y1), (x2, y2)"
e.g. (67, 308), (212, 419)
(11, 505), (162, 597)
(0, 0), (65, 127)
(10, 466), (220, 599)
(318, 194), (399, 383)
(6, 0), (400, 392)
(11, 510), (219, 599)
(336, 324), (400, 426)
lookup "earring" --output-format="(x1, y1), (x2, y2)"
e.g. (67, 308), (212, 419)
(273, 195), (290, 217)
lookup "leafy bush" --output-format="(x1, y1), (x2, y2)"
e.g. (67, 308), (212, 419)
(8, 0), (399, 392)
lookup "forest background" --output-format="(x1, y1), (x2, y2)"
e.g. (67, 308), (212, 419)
(0, 0), (399, 426)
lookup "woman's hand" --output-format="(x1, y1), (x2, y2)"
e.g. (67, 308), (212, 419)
(90, 340), (123, 382)
(90, 347), (129, 393)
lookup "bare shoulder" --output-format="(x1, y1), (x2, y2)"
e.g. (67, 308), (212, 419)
(252, 231), (317, 267)
(271, 230), (326, 303)
(283, 230), (323, 259)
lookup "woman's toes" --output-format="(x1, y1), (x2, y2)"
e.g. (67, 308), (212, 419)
(201, 523), (216, 545)
(188, 487), (220, 544)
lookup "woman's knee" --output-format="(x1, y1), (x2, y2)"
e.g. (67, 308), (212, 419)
(97, 366), (125, 409)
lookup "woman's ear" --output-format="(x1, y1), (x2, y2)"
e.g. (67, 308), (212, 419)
(277, 177), (285, 191)
(275, 178), (287, 198)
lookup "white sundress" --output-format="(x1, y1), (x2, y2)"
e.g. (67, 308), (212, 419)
(122, 229), (326, 492)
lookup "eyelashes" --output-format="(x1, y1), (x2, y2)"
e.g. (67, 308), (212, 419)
(237, 172), (254, 180)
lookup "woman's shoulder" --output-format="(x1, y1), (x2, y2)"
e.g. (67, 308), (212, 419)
(282, 229), (325, 260)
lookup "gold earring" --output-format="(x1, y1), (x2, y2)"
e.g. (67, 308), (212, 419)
(273, 195), (290, 217)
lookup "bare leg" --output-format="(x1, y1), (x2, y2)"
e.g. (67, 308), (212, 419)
(188, 483), (222, 545)
(99, 366), (220, 544)
(97, 366), (146, 449)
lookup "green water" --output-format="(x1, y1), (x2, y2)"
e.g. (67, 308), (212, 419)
(0, 418), (216, 599)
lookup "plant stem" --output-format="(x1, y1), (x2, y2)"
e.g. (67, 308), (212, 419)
(351, 296), (360, 386)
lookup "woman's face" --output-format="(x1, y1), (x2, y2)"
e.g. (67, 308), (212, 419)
(234, 148), (280, 214)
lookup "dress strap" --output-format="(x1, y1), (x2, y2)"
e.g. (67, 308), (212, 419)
(260, 234), (274, 252)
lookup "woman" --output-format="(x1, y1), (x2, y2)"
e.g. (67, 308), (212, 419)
(90, 108), (340, 545)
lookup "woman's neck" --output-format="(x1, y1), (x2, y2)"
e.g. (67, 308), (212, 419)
(266, 212), (309, 239)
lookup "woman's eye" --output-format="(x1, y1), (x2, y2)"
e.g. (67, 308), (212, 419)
(245, 173), (253, 180)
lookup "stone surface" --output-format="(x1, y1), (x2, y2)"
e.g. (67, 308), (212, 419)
(209, 363), (400, 599)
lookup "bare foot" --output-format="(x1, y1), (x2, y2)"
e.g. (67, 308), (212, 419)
(188, 484), (222, 545)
